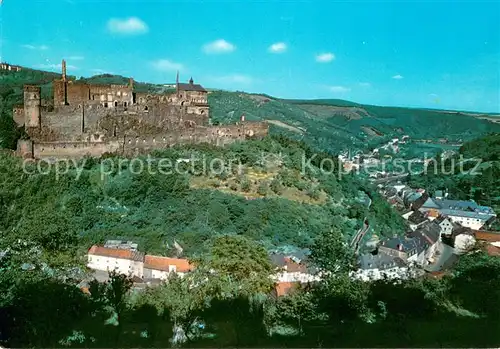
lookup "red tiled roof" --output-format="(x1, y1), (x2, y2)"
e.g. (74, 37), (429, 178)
(283, 257), (307, 273)
(275, 281), (300, 297)
(88, 245), (143, 261)
(143, 255), (193, 273)
(485, 244), (500, 257)
(474, 231), (500, 242)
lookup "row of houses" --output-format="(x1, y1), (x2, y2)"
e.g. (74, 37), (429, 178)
(86, 241), (320, 296)
(355, 183), (499, 281)
(382, 184), (497, 230)
(0, 62), (22, 72)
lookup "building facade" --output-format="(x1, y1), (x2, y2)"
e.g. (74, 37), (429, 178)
(87, 245), (192, 280)
(419, 198), (496, 230)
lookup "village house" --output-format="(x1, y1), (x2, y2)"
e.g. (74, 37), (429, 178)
(354, 220), (443, 281)
(270, 252), (321, 283)
(87, 243), (192, 281)
(352, 250), (416, 282)
(143, 255), (193, 280)
(419, 198), (497, 230)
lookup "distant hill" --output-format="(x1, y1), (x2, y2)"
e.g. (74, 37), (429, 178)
(209, 91), (500, 154)
(2, 68), (500, 154)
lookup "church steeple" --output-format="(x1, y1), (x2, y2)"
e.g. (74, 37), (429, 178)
(189, 77), (194, 85)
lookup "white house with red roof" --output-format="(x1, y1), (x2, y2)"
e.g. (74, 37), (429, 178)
(87, 244), (192, 281)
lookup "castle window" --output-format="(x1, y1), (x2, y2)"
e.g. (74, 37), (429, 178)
(78, 104), (82, 109)
(104, 102), (108, 108)
(144, 106), (148, 111)
(114, 101), (118, 107)
(124, 102), (127, 107)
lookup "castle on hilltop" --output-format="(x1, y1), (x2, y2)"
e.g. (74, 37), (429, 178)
(14, 60), (268, 160)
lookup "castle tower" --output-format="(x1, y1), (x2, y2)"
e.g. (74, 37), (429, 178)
(189, 77), (194, 85)
(23, 85), (41, 129)
(129, 77), (134, 90)
(62, 59), (67, 82)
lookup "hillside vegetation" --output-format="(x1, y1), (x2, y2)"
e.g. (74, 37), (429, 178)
(0, 136), (406, 258)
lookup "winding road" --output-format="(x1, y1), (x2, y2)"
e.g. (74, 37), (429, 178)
(350, 217), (370, 254)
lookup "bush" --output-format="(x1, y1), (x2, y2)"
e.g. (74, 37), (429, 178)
(241, 178), (251, 192)
(307, 188), (320, 200)
(270, 178), (284, 195)
(257, 182), (269, 196)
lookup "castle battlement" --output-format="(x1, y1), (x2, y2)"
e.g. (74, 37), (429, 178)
(15, 59), (268, 159)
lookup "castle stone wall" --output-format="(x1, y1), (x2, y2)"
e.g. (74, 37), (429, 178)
(30, 122), (269, 160)
(33, 140), (122, 160)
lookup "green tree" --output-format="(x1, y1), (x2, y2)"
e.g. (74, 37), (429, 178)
(310, 228), (355, 275)
(193, 235), (275, 298)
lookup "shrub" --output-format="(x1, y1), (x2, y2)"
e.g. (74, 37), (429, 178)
(241, 178), (251, 192)
(257, 182), (269, 196)
(270, 178), (284, 195)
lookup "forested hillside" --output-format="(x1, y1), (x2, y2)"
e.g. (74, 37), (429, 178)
(0, 135), (405, 257)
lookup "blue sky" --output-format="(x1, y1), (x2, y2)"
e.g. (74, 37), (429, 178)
(0, 0), (499, 112)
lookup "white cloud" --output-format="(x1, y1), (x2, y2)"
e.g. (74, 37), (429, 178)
(107, 17), (149, 35)
(392, 74), (404, 79)
(329, 86), (351, 93)
(203, 39), (236, 54)
(316, 52), (335, 63)
(151, 59), (184, 72)
(21, 44), (49, 51)
(359, 82), (371, 87)
(67, 56), (84, 61)
(36, 63), (78, 71)
(213, 74), (254, 84)
(269, 42), (287, 53)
